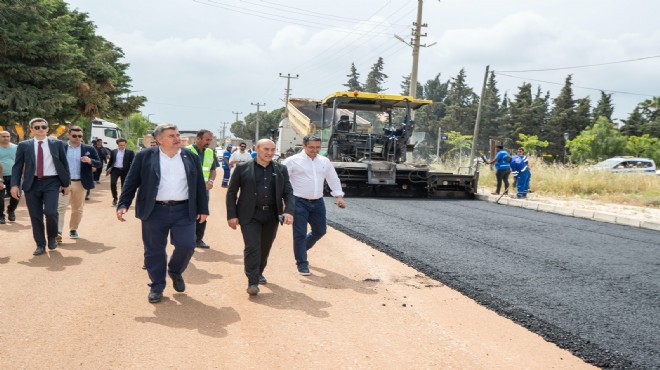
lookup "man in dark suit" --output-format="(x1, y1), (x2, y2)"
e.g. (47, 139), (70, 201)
(106, 138), (134, 206)
(226, 139), (295, 296)
(56, 125), (101, 241)
(117, 124), (208, 304)
(93, 138), (109, 184)
(11, 118), (71, 255)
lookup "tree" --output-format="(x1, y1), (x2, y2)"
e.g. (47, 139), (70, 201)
(476, 71), (502, 151)
(566, 117), (626, 163)
(592, 91), (614, 122)
(515, 134), (549, 155)
(506, 82), (534, 144)
(231, 107), (285, 141)
(400, 73), (423, 97)
(445, 130), (473, 163)
(438, 69), (478, 135)
(343, 63), (362, 91)
(619, 106), (647, 137)
(364, 57), (388, 93)
(543, 75), (577, 158)
(626, 134), (660, 160)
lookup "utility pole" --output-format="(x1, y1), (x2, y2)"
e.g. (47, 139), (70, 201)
(279, 73), (299, 113)
(220, 121), (228, 144)
(394, 0), (436, 118)
(232, 111), (243, 123)
(468, 65), (490, 172)
(251, 102), (265, 143)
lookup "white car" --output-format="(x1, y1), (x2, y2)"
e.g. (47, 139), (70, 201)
(592, 157), (657, 175)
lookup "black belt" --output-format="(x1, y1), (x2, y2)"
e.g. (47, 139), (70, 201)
(295, 196), (322, 201)
(256, 205), (276, 211)
(35, 176), (58, 180)
(71, 179), (81, 181)
(155, 200), (188, 206)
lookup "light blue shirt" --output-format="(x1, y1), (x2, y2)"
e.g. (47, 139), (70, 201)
(66, 143), (82, 179)
(0, 143), (17, 176)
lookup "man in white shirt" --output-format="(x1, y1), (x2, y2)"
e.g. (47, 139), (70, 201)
(283, 135), (346, 275)
(116, 124), (209, 304)
(229, 142), (253, 166)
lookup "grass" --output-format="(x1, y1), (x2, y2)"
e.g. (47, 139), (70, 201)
(429, 157), (660, 208)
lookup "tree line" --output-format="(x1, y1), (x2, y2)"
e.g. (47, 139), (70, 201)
(0, 0), (145, 141)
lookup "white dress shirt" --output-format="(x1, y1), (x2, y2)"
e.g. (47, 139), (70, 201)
(284, 152), (344, 199)
(114, 149), (125, 168)
(33, 138), (58, 176)
(156, 149), (189, 201)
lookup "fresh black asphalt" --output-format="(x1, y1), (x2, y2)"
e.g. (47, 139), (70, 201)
(325, 198), (660, 369)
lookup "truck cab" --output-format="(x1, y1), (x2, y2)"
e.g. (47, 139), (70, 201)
(90, 118), (123, 150)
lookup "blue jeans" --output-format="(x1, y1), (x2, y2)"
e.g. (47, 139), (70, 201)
(293, 197), (327, 268)
(141, 203), (196, 292)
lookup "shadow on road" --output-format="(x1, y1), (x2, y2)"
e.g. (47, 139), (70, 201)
(301, 266), (379, 295)
(134, 294), (240, 338)
(185, 262), (223, 285)
(17, 250), (82, 271)
(0, 256), (9, 264)
(249, 283), (331, 318)
(192, 248), (242, 265)
(57, 238), (115, 254)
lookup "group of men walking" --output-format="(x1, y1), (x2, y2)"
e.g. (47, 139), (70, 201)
(3, 120), (347, 304)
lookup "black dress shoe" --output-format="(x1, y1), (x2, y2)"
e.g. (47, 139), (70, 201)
(171, 275), (186, 292)
(246, 284), (260, 296)
(258, 275), (267, 284)
(33, 246), (46, 256)
(112, 199), (117, 206)
(8, 211), (15, 222)
(148, 291), (163, 303)
(0, 216), (5, 224)
(196, 240), (210, 249)
(47, 239), (58, 250)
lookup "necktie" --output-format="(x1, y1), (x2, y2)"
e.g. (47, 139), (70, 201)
(37, 141), (44, 179)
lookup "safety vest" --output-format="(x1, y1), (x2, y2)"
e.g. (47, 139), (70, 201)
(187, 145), (213, 181)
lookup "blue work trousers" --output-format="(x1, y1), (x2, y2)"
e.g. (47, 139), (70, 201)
(222, 167), (231, 186)
(516, 170), (531, 198)
(141, 203), (196, 292)
(293, 197), (327, 268)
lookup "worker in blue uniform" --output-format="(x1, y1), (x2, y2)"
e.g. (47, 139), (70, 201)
(510, 148), (531, 198)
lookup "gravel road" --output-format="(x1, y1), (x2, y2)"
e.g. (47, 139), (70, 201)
(326, 198), (660, 370)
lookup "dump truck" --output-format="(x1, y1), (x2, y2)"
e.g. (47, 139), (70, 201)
(276, 91), (479, 198)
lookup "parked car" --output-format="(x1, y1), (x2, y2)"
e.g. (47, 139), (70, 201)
(591, 157), (657, 175)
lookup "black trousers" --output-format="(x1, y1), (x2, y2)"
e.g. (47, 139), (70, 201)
(195, 191), (209, 241)
(24, 177), (60, 247)
(93, 166), (102, 182)
(495, 169), (511, 194)
(1, 175), (20, 216)
(110, 167), (127, 200)
(240, 209), (279, 285)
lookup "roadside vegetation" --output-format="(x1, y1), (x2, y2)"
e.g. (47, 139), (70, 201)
(434, 158), (660, 208)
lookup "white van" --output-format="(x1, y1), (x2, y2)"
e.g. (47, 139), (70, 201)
(90, 118), (123, 150)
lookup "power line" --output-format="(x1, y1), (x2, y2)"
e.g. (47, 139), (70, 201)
(496, 73), (656, 97)
(495, 55), (660, 73)
(192, 0), (395, 37)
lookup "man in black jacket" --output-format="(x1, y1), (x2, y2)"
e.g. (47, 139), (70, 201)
(226, 139), (295, 296)
(106, 138), (134, 206)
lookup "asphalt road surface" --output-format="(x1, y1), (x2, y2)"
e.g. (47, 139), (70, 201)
(326, 198), (660, 370)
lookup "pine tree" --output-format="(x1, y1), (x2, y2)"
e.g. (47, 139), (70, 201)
(364, 57), (388, 93)
(574, 97), (592, 134)
(543, 75), (577, 158)
(343, 63), (362, 91)
(592, 91), (614, 122)
(400, 73), (423, 97)
(476, 71), (502, 151)
(619, 106), (647, 137)
(507, 83), (534, 145)
(439, 69), (478, 135)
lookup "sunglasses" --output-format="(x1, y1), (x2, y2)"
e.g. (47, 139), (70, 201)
(70, 134), (83, 138)
(33, 125), (48, 130)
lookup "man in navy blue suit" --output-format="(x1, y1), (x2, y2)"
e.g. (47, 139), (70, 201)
(11, 118), (71, 255)
(116, 124), (209, 303)
(56, 125), (101, 241)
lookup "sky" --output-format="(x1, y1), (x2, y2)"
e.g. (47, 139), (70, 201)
(64, 0), (660, 135)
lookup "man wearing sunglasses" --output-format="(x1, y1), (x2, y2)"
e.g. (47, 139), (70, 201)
(56, 126), (101, 241)
(10, 118), (71, 255)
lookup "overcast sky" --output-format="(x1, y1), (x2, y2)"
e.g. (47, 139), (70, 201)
(64, 0), (660, 134)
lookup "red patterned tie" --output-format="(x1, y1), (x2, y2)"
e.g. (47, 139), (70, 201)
(37, 141), (44, 179)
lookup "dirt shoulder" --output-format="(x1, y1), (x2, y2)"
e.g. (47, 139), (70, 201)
(0, 182), (594, 369)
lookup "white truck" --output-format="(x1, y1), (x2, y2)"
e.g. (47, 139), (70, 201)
(90, 118), (123, 150)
